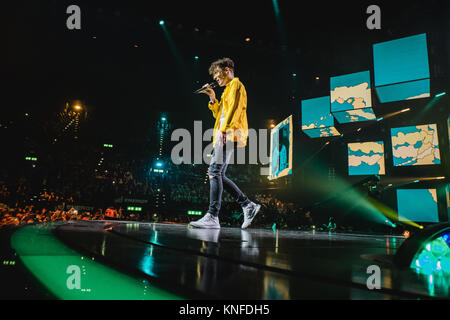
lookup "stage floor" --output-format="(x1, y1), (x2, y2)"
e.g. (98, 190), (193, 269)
(1, 220), (449, 299)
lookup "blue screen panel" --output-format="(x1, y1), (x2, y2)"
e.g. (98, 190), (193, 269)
(375, 78), (430, 103)
(397, 189), (439, 223)
(301, 96), (334, 130)
(391, 124), (441, 166)
(270, 116), (293, 180)
(348, 141), (385, 176)
(333, 108), (376, 124)
(330, 71), (372, 112)
(303, 127), (341, 138)
(374, 33), (430, 87)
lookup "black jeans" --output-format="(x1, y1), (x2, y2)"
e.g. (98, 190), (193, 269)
(207, 141), (250, 217)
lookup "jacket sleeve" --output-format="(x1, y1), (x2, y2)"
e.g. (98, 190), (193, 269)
(208, 99), (220, 119)
(219, 80), (245, 133)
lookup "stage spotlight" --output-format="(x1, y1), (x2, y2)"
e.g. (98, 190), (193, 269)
(385, 220), (397, 228)
(415, 176), (446, 182)
(292, 73), (297, 77)
(395, 223), (450, 275)
(378, 108), (410, 122)
(159, 20), (165, 26)
(435, 92), (446, 98)
(245, 37), (251, 42)
(194, 56), (199, 60)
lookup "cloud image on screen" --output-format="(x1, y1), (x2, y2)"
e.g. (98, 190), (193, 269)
(334, 108), (377, 124)
(397, 189), (439, 223)
(301, 96), (340, 138)
(348, 141), (385, 176)
(391, 124), (441, 167)
(330, 71), (372, 112)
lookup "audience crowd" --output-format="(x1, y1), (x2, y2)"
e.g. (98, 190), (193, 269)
(0, 138), (315, 230)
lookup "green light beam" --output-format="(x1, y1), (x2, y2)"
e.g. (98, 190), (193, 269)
(11, 224), (184, 300)
(272, 0), (287, 46)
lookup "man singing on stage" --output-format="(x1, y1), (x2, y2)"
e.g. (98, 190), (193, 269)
(190, 57), (261, 229)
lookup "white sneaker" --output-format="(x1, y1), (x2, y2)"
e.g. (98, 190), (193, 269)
(189, 213), (221, 229)
(241, 202), (261, 229)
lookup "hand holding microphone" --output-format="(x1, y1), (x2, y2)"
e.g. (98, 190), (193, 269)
(195, 81), (217, 103)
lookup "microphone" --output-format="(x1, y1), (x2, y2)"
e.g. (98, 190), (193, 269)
(194, 81), (218, 94)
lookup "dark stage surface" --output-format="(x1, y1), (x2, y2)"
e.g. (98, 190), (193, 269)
(1, 221), (449, 299)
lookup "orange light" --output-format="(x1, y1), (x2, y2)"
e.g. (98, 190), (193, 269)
(74, 105), (82, 111)
(245, 37), (251, 42)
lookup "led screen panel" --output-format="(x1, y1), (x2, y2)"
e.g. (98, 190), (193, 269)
(348, 141), (385, 176)
(374, 33), (430, 103)
(303, 127), (341, 138)
(333, 108), (377, 124)
(302, 96), (334, 129)
(376, 79), (430, 103)
(373, 33), (430, 87)
(301, 96), (340, 138)
(269, 115), (293, 180)
(330, 71), (372, 112)
(391, 124), (441, 166)
(397, 189), (439, 223)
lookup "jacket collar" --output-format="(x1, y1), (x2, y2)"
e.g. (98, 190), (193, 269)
(225, 77), (238, 88)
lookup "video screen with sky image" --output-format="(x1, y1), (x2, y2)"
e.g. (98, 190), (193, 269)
(348, 141), (385, 176)
(391, 124), (441, 166)
(330, 71), (376, 124)
(269, 115), (293, 180)
(301, 96), (340, 138)
(397, 189), (439, 223)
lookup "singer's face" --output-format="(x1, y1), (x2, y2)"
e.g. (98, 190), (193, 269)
(213, 67), (231, 87)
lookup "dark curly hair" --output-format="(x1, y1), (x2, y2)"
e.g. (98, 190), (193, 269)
(209, 57), (235, 75)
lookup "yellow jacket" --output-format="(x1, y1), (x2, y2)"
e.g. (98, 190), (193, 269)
(208, 77), (248, 148)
